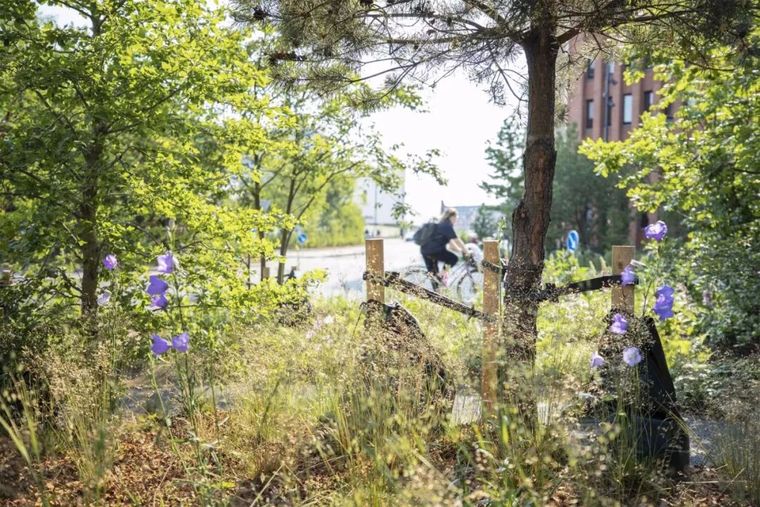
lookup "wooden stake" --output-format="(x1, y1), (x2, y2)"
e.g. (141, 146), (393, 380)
(612, 245), (635, 313)
(481, 239), (500, 409)
(365, 238), (385, 304)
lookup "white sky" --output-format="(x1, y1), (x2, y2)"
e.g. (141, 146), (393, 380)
(39, 4), (521, 220)
(369, 75), (516, 219)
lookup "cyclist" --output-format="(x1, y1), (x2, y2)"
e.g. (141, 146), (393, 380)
(420, 208), (470, 288)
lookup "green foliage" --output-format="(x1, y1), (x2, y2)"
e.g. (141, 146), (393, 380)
(483, 119), (629, 251)
(228, 53), (441, 278)
(538, 250), (608, 385)
(674, 355), (760, 418)
(0, 0), (276, 322)
(304, 199), (365, 248)
(0, 2), (344, 377)
(481, 116), (524, 216)
(581, 31), (760, 349)
(549, 125), (629, 252)
(470, 205), (500, 240)
(212, 294), (701, 504)
(539, 248), (712, 392)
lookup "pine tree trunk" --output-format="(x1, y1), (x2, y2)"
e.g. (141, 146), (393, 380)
(503, 28), (558, 364)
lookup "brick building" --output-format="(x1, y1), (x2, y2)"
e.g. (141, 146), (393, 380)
(567, 59), (675, 142)
(566, 55), (677, 244)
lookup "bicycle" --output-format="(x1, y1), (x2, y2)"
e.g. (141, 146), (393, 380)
(400, 251), (484, 305)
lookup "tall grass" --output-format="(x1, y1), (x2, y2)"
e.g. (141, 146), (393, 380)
(1, 310), (127, 504)
(211, 285), (693, 505)
(0, 374), (49, 506)
(43, 340), (118, 503)
(714, 414), (760, 505)
(7, 249), (748, 504)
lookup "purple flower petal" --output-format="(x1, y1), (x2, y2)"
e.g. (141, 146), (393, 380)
(656, 285), (675, 298)
(621, 264), (635, 286)
(622, 346), (643, 367)
(97, 290), (111, 306)
(103, 254), (118, 270)
(157, 253), (176, 274)
(653, 284), (675, 320)
(643, 220), (668, 241)
(609, 313), (628, 335)
(590, 352), (605, 369)
(146, 275), (169, 295)
(172, 332), (189, 353)
(149, 293), (168, 310)
(151, 334), (172, 356)
(654, 304), (675, 320)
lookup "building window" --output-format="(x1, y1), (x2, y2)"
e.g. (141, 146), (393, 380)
(606, 96), (613, 127)
(586, 60), (595, 79)
(607, 62), (615, 75)
(623, 94), (633, 124)
(585, 99), (594, 129)
(643, 91), (654, 111)
(665, 104), (674, 121)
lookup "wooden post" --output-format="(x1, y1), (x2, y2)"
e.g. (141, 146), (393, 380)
(481, 239), (500, 410)
(365, 238), (385, 304)
(612, 245), (635, 313)
(262, 267), (270, 280)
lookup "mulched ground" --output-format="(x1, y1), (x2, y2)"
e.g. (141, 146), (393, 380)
(0, 428), (744, 506)
(1, 427), (196, 506)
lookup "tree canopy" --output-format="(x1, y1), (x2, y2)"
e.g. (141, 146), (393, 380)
(0, 0), (274, 319)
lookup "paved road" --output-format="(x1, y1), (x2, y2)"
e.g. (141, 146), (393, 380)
(269, 238), (423, 298)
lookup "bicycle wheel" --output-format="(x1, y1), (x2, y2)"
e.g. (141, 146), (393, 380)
(399, 265), (436, 292)
(457, 269), (484, 305)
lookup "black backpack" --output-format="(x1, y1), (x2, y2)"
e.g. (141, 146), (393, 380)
(412, 222), (436, 246)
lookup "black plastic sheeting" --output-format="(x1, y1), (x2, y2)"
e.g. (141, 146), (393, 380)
(598, 314), (690, 472)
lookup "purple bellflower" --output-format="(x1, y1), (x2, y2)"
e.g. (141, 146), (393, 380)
(590, 352), (605, 369)
(151, 334), (172, 356)
(172, 332), (189, 353)
(623, 346), (643, 367)
(103, 254), (118, 270)
(146, 275), (169, 296)
(644, 220), (668, 241)
(149, 293), (169, 310)
(157, 253), (177, 274)
(653, 285), (675, 320)
(610, 313), (629, 335)
(621, 264), (635, 286)
(97, 290), (111, 306)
